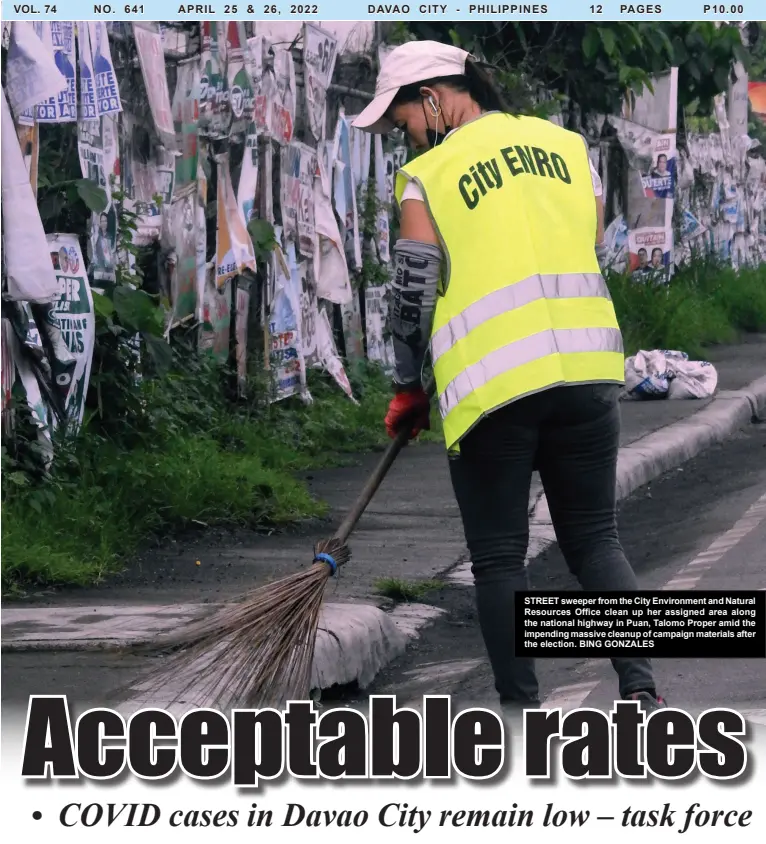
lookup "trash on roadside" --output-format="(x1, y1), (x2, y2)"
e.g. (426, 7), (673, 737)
(624, 349), (718, 400)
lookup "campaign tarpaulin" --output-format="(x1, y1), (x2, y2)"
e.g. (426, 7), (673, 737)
(87, 22), (121, 118)
(6, 21), (66, 121)
(121, 111), (163, 245)
(237, 127), (259, 225)
(226, 22), (254, 137)
(215, 153), (257, 288)
(313, 143), (352, 305)
(365, 284), (396, 374)
(1, 87), (58, 304)
(333, 109), (362, 272)
(133, 23), (175, 151)
(165, 187), (198, 325)
(44, 234), (96, 430)
(269, 240), (309, 403)
(88, 206), (118, 286)
(77, 21), (98, 122)
(199, 266), (232, 363)
(35, 22), (77, 123)
(235, 277), (251, 395)
(303, 23), (338, 142)
(172, 60), (200, 191)
(199, 22), (230, 139)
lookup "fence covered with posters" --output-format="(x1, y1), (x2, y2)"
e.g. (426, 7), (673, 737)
(1, 22), (765, 458)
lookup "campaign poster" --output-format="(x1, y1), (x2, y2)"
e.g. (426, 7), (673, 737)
(640, 134), (677, 200)
(35, 22), (76, 123)
(44, 234), (96, 430)
(87, 22), (122, 117)
(627, 227), (672, 280)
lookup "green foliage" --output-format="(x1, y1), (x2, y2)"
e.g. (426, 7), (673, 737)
(247, 217), (278, 265)
(607, 259), (766, 358)
(402, 22), (747, 123)
(374, 577), (444, 602)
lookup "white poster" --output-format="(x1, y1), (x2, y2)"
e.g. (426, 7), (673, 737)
(133, 23), (175, 149)
(88, 22), (122, 117)
(5, 21), (65, 119)
(35, 22), (76, 123)
(303, 23), (338, 142)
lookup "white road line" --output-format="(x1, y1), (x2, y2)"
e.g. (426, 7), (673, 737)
(661, 492), (766, 591)
(539, 491), (766, 710)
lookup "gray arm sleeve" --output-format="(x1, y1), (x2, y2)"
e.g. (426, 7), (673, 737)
(390, 238), (442, 387)
(595, 241), (609, 270)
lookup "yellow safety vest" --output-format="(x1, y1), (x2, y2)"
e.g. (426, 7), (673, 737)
(394, 112), (625, 452)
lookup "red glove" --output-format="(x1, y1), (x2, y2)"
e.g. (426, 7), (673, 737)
(385, 386), (431, 440)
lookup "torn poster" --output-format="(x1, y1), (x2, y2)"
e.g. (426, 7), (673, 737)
(199, 22), (230, 139)
(238, 127), (259, 225)
(365, 284), (396, 374)
(35, 21), (76, 123)
(1, 87), (58, 304)
(235, 276), (251, 395)
(313, 143), (352, 304)
(133, 23), (175, 150)
(302, 23), (338, 142)
(333, 109), (362, 272)
(269, 239), (309, 403)
(6, 21), (65, 120)
(165, 186), (198, 324)
(44, 234), (96, 430)
(215, 153), (257, 287)
(316, 307), (355, 402)
(199, 265), (232, 363)
(172, 59), (201, 192)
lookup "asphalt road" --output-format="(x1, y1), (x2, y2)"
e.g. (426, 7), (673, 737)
(337, 420), (766, 718)
(2, 422), (765, 721)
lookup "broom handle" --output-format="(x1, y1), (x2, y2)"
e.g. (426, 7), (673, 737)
(333, 377), (436, 545)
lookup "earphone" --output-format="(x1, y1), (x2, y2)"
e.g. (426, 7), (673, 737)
(427, 96), (440, 116)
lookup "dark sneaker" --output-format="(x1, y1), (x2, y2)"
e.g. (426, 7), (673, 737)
(625, 691), (667, 713)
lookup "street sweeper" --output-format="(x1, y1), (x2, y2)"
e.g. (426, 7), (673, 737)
(351, 39), (667, 714)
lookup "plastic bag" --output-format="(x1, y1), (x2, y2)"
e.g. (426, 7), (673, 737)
(624, 349), (718, 400)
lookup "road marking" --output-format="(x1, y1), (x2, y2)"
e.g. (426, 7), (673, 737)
(663, 491), (766, 590)
(539, 491), (766, 710)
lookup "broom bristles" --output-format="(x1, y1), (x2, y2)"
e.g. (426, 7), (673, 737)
(125, 538), (352, 712)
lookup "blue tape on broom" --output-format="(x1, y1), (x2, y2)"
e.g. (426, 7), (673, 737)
(313, 553), (337, 576)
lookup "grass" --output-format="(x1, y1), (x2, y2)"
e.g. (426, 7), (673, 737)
(607, 258), (766, 357)
(1, 361), (443, 594)
(3, 257), (764, 593)
(374, 577), (445, 602)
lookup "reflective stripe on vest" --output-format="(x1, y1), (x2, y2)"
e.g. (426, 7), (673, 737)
(395, 113), (625, 451)
(439, 326), (623, 417)
(430, 272), (612, 364)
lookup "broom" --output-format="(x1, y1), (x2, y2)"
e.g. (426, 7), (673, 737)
(131, 392), (430, 712)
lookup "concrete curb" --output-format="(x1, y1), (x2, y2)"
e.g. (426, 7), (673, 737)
(530, 374), (766, 527)
(1, 601), (412, 696)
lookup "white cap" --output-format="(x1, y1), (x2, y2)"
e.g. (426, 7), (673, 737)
(352, 40), (470, 134)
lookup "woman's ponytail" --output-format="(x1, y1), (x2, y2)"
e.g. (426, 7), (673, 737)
(464, 58), (512, 114)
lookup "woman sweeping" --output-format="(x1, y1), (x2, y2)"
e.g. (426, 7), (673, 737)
(352, 40), (667, 714)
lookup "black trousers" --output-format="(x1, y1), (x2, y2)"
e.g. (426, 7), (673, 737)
(448, 382), (656, 703)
